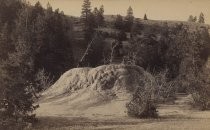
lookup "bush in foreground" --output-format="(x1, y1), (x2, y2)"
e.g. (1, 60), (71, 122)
(126, 68), (176, 118)
(186, 67), (210, 110)
(126, 71), (158, 118)
(126, 87), (158, 118)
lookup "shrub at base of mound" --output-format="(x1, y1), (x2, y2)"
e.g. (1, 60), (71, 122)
(180, 67), (210, 110)
(126, 87), (158, 118)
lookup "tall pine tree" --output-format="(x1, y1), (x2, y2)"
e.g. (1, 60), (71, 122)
(144, 14), (148, 20)
(81, 0), (95, 43)
(198, 12), (205, 23)
(125, 6), (134, 32)
(98, 5), (105, 26)
(81, 0), (91, 24)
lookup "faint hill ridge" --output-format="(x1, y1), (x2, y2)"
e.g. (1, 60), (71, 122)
(104, 14), (210, 26)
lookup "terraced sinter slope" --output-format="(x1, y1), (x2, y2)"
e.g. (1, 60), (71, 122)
(36, 64), (154, 118)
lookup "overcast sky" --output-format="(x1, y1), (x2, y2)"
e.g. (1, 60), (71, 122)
(28, 0), (210, 24)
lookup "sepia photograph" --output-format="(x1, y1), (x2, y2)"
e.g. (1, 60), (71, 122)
(0, 0), (210, 129)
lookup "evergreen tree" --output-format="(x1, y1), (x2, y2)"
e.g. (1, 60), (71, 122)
(193, 16), (197, 22)
(81, 0), (91, 23)
(92, 5), (105, 27)
(99, 5), (104, 14)
(198, 12), (205, 23)
(131, 20), (143, 36)
(81, 0), (95, 43)
(126, 6), (134, 19)
(188, 15), (197, 22)
(188, 15), (194, 22)
(0, 0), (22, 30)
(0, 23), (13, 61)
(0, 5), (38, 128)
(46, 2), (53, 13)
(93, 7), (99, 27)
(98, 5), (105, 26)
(0, 1), (75, 128)
(114, 15), (124, 30)
(86, 12), (96, 42)
(0, 0), (7, 24)
(31, 1), (44, 24)
(34, 4), (74, 79)
(93, 7), (99, 16)
(125, 6), (134, 32)
(144, 14), (148, 20)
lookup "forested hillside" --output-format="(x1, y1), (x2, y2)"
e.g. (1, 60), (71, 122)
(0, 0), (75, 128)
(0, 0), (210, 129)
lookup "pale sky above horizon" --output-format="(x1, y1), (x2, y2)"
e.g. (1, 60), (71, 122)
(28, 0), (210, 24)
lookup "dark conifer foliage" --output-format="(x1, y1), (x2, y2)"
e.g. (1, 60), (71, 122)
(198, 12), (205, 23)
(0, 1), (75, 127)
(114, 15), (124, 30)
(81, 0), (91, 23)
(34, 4), (74, 79)
(125, 6), (134, 32)
(81, 0), (94, 43)
(93, 5), (105, 27)
(144, 14), (148, 20)
(188, 15), (197, 22)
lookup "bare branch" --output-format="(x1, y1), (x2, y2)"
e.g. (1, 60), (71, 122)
(109, 40), (118, 64)
(77, 33), (98, 67)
